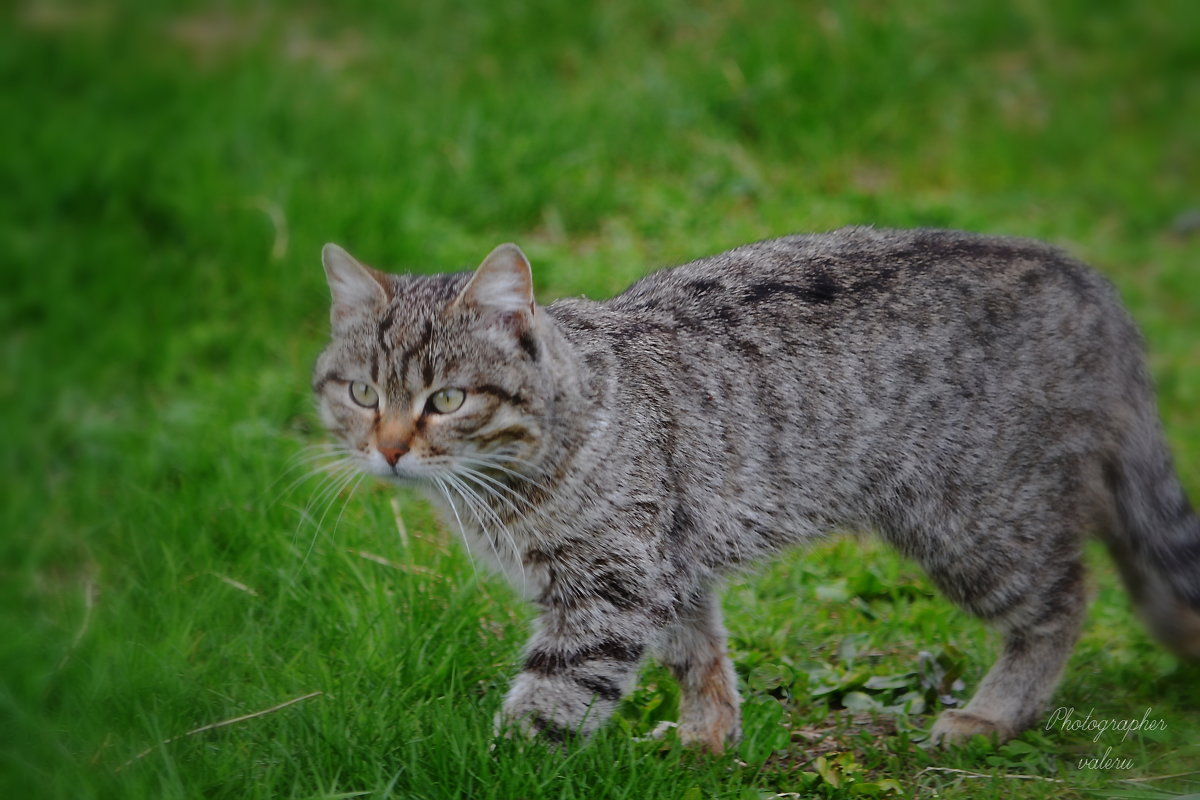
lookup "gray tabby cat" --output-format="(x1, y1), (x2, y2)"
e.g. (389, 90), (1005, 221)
(312, 227), (1200, 752)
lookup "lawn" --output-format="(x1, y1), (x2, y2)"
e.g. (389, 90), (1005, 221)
(2, 1), (1199, 798)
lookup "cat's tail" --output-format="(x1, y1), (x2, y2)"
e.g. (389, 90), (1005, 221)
(1105, 411), (1200, 660)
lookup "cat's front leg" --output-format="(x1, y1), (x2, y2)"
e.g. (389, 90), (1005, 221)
(500, 607), (652, 744)
(654, 589), (742, 753)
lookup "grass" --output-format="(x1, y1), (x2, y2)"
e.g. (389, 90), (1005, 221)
(2, 0), (1199, 797)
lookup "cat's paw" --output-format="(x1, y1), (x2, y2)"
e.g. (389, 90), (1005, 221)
(634, 719), (739, 754)
(929, 709), (1014, 747)
(499, 674), (597, 746)
(495, 709), (578, 747)
(676, 709), (742, 754)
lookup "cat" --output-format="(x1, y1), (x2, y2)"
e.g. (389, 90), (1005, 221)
(312, 227), (1200, 752)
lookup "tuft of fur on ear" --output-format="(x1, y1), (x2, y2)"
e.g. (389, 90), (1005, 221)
(454, 243), (535, 317)
(322, 243), (391, 323)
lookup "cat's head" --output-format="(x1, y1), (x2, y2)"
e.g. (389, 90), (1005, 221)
(313, 243), (552, 483)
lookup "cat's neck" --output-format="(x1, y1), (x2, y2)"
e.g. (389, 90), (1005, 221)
(523, 307), (605, 486)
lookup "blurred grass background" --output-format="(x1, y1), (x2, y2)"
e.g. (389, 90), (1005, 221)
(2, 1), (1198, 798)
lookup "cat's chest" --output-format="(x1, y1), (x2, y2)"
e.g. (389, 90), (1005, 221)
(420, 486), (560, 596)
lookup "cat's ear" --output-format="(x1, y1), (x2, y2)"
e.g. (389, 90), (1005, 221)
(322, 243), (391, 322)
(453, 243), (536, 318)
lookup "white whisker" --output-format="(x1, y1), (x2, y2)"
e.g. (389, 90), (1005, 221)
(295, 463), (363, 571)
(331, 472), (368, 537)
(431, 476), (478, 579)
(456, 455), (554, 495)
(279, 443), (350, 474)
(470, 451), (552, 476)
(270, 442), (357, 507)
(454, 465), (538, 520)
(443, 473), (507, 576)
(314, 466), (364, 532)
(291, 467), (352, 538)
(273, 457), (354, 508)
(446, 471), (528, 595)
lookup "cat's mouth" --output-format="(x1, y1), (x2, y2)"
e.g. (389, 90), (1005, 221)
(360, 451), (453, 485)
(380, 464), (432, 484)
(356, 451), (423, 482)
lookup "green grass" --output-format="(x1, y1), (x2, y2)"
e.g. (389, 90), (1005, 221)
(3, 1), (1199, 797)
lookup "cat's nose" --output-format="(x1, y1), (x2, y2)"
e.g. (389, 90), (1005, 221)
(378, 442), (408, 466)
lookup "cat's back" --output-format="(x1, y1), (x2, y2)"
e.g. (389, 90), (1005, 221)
(543, 226), (1138, 382)
(545, 226), (1144, 422)
(546, 227), (1141, 433)
(602, 226), (1116, 325)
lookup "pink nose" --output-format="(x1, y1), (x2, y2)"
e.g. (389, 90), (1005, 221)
(378, 442), (408, 466)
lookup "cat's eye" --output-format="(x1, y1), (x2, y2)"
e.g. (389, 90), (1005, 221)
(428, 388), (465, 414)
(349, 381), (379, 408)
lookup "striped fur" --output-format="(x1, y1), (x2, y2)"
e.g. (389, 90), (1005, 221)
(313, 229), (1199, 751)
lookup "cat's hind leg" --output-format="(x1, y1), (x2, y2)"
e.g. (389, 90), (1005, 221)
(929, 556), (1087, 746)
(653, 589), (743, 753)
